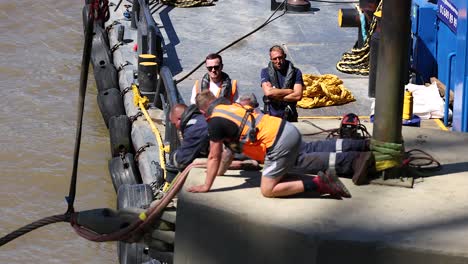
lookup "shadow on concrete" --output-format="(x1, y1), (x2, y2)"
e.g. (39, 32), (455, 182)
(410, 161), (468, 178)
(208, 170), (262, 193)
(210, 170), (344, 200)
(155, 4), (184, 75)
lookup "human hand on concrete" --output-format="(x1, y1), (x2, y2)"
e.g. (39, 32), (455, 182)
(187, 184), (210, 193)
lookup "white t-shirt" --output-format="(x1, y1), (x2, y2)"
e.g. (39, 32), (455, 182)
(190, 80), (239, 104)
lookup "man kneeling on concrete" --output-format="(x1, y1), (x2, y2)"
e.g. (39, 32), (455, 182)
(169, 103), (259, 174)
(188, 90), (374, 198)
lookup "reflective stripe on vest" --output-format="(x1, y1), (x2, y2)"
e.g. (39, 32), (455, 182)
(336, 139), (343, 153)
(328, 152), (336, 175)
(210, 104), (282, 162)
(212, 108), (264, 142)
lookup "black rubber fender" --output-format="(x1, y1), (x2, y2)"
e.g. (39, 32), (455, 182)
(93, 61), (119, 93)
(109, 153), (140, 193)
(109, 115), (133, 157)
(117, 184), (154, 264)
(97, 88), (126, 128)
(91, 24), (112, 69)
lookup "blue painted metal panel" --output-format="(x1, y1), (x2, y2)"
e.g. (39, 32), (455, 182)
(436, 0), (458, 126)
(452, 0), (467, 131)
(412, 0), (467, 131)
(437, 20), (457, 125)
(411, 0), (438, 83)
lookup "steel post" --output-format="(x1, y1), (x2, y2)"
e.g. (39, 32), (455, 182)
(373, 0), (412, 144)
(372, 0), (412, 183)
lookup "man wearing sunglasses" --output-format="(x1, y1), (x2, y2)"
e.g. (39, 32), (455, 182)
(260, 45), (304, 122)
(190, 53), (239, 104)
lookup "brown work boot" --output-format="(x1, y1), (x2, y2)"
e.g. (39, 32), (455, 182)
(352, 152), (375, 185)
(313, 171), (351, 198)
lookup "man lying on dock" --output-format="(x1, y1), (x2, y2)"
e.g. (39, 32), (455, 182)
(188, 90), (375, 198)
(169, 103), (259, 173)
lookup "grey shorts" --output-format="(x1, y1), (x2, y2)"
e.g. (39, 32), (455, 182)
(263, 122), (302, 178)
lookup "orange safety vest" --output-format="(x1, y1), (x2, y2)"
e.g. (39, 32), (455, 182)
(209, 104), (282, 162)
(195, 79), (238, 103)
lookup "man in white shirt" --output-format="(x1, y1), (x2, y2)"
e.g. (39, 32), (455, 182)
(190, 53), (239, 104)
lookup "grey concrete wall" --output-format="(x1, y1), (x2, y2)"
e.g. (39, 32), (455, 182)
(174, 185), (468, 264)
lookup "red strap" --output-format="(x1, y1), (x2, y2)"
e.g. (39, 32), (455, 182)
(91, 0), (110, 22)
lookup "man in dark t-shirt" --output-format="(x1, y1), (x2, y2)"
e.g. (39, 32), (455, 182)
(260, 45), (304, 122)
(169, 103), (260, 173)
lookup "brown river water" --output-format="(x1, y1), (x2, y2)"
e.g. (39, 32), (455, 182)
(1, 1), (117, 263)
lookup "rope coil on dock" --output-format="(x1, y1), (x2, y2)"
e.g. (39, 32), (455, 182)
(160, 0), (214, 8)
(336, 1), (382, 75)
(298, 74), (355, 108)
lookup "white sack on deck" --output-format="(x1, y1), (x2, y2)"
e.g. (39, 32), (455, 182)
(405, 82), (450, 119)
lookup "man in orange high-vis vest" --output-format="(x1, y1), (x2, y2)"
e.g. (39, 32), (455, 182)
(189, 53), (239, 104)
(189, 91), (373, 198)
(169, 103), (260, 173)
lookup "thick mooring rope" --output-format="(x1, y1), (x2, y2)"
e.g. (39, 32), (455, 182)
(0, 215), (68, 247)
(161, 0), (213, 8)
(336, 1), (382, 75)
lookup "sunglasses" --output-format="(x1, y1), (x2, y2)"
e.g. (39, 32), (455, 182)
(207, 65), (221, 71)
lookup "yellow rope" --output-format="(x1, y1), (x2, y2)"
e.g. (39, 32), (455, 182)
(297, 74), (355, 109)
(132, 84), (171, 190)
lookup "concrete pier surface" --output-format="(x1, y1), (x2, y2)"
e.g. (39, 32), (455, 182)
(174, 121), (468, 264)
(147, 1), (468, 263)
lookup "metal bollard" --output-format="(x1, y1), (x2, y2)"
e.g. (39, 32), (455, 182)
(138, 61), (158, 102)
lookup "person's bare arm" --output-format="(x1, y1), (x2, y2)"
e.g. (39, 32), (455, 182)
(217, 147), (234, 176)
(261, 81), (293, 100)
(283, 83), (303, 102)
(187, 140), (223, 193)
